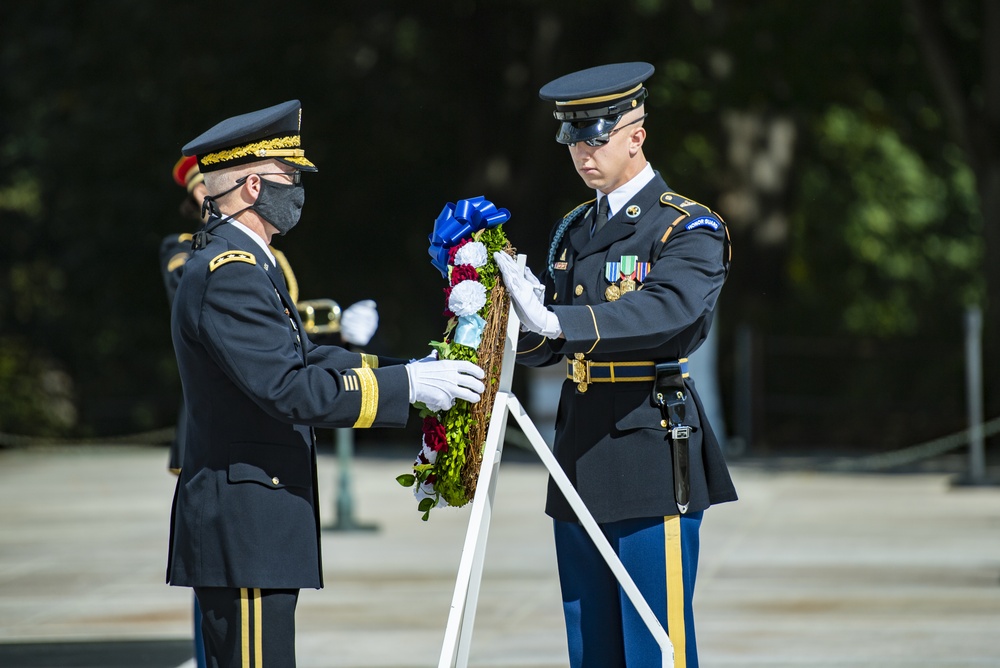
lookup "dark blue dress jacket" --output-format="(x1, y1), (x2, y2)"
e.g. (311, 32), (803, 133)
(516, 173), (738, 523)
(166, 221), (409, 589)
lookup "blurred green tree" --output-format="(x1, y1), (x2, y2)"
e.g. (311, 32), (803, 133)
(0, 0), (992, 449)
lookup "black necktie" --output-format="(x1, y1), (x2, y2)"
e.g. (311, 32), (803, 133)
(593, 197), (610, 237)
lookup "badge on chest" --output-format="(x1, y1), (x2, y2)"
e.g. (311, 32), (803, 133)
(604, 255), (650, 301)
(553, 247), (568, 272)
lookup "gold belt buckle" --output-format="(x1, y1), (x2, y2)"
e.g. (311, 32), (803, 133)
(571, 354), (591, 393)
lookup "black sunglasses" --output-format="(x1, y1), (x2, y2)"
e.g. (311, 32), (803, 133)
(570, 114), (648, 147)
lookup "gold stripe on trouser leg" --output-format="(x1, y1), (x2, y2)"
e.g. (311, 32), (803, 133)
(241, 588), (250, 668)
(664, 515), (687, 668)
(253, 588), (263, 668)
(240, 588), (264, 668)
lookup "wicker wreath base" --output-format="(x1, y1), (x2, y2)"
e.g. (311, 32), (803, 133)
(459, 246), (513, 499)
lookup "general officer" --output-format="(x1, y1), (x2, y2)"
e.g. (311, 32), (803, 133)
(167, 99), (485, 668)
(161, 156), (383, 474)
(494, 63), (738, 667)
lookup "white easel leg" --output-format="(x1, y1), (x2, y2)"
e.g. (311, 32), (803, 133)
(506, 394), (674, 668)
(438, 253), (671, 667)
(437, 391), (512, 668)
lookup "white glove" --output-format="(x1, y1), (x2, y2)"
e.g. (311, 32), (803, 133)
(405, 359), (486, 412)
(493, 252), (562, 338)
(409, 349), (439, 363)
(340, 299), (378, 346)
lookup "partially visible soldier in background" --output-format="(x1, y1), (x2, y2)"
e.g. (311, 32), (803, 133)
(158, 154), (210, 668)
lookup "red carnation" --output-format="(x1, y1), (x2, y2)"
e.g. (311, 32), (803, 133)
(450, 264), (479, 286)
(422, 416), (448, 452)
(442, 286), (455, 317)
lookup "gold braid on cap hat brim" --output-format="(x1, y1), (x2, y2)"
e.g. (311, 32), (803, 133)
(555, 83), (644, 107)
(199, 135), (304, 167)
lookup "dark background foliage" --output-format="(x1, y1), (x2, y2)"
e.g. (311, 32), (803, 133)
(0, 0), (992, 454)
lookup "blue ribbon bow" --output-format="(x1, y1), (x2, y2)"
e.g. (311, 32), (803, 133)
(428, 196), (510, 277)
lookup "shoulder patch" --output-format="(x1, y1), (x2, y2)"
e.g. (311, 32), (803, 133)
(209, 250), (256, 272)
(685, 216), (720, 231)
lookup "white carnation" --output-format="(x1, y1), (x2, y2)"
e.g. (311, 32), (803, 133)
(453, 241), (488, 268)
(420, 439), (438, 464)
(414, 480), (449, 507)
(448, 280), (487, 317)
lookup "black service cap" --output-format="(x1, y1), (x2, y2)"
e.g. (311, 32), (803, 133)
(182, 99), (318, 173)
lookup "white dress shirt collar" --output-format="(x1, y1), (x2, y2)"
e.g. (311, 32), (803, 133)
(229, 220), (277, 266)
(597, 162), (656, 218)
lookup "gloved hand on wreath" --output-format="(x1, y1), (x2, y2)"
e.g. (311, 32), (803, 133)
(493, 251), (562, 339)
(405, 358), (486, 413)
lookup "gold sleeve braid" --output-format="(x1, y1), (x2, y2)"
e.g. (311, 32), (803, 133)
(361, 354), (379, 369)
(351, 367), (379, 428)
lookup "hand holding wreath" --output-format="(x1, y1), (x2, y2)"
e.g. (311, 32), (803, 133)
(493, 251), (561, 338)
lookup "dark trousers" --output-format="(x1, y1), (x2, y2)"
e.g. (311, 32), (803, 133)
(194, 587), (299, 668)
(554, 512), (703, 668)
(193, 595), (207, 668)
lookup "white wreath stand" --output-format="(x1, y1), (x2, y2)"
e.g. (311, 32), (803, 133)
(437, 256), (674, 668)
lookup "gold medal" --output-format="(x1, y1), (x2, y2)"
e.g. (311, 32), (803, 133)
(620, 278), (636, 293)
(605, 283), (621, 302)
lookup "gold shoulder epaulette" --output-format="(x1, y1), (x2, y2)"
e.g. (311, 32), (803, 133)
(209, 250), (256, 272)
(270, 247), (299, 303)
(178, 233), (194, 243)
(659, 191), (701, 214)
(166, 252), (189, 273)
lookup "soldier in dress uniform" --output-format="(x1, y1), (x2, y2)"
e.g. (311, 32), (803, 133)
(160, 155), (383, 469)
(159, 155), (210, 668)
(494, 63), (738, 667)
(166, 99), (486, 668)
(161, 155), (209, 476)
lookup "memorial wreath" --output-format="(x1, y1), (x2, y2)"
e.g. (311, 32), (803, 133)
(396, 196), (514, 520)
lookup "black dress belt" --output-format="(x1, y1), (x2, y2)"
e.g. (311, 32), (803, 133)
(566, 356), (688, 393)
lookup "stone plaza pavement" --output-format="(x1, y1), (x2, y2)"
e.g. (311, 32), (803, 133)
(0, 442), (998, 667)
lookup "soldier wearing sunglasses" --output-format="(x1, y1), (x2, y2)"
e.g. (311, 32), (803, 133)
(494, 62), (738, 667)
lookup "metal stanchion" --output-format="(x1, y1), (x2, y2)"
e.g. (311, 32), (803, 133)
(963, 306), (986, 485)
(325, 427), (378, 532)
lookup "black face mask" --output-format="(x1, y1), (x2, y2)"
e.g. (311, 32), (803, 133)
(253, 178), (305, 236)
